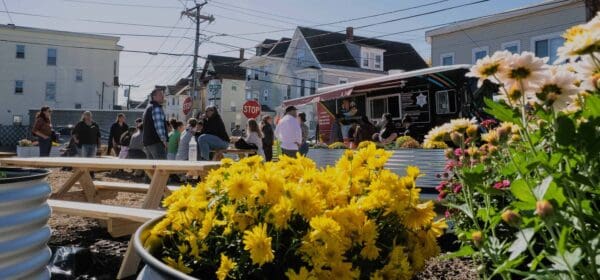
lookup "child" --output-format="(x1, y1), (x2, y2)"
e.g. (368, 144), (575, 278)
(245, 118), (264, 159)
(175, 118), (198, 160)
(167, 121), (184, 160)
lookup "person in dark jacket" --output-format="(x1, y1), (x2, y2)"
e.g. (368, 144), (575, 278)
(197, 106), (230, 160)
(353, 116), (377, 146)
(372, 113), (398, 145)
(72, 111), (101, 157)
(142, 89), (168, 159)
(260, 115), (274, 161)
(32, 106), (53, 157)
(107, 113), (129, 156)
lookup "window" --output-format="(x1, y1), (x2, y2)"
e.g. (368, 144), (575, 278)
(75, 103), (82, 109)
(362, 51), (369, 67)
(16, 45), (25, 59)
(47, 48), (57, 66)
(75, 69), (83, 82)
(501, 40), (520, 54)
(297, 49), (305, 66)
(367, 95), (401, 120)
(440, 53), (454, 66)
(231, 122), (236, 131)
(310, 78), (316, 95)
(532, 34), (564, 64)
(246, 69), (253, 81)
(300, 79), (305, 97)
(472, 46), (489, 64)
(15, 80), (23, 94)
(338, 78), (348, 84)
(286, 85), (291, 100)
(263, 89), (269, 102)
(246, 91), (252, 100)
(113, 60), (117, 76)
(435, 90), (457, 114)
(45, 82), (56, 101)
(374, 54), (382, 70)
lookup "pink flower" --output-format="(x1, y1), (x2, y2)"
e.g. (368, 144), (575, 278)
(502, 180), (511, 188)
(445, 210), (451, 219)
(493, 179), (511, 189)
(481, 119), (497, 129)
(438, 191), (447, 201)
(453, 184), (463, 193)
(454, 148), (464, 157)
(435, 181), (447, 192)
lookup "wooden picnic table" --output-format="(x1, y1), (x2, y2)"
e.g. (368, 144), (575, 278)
(0, 152), (16, 158)
(0, 157), (219, 209)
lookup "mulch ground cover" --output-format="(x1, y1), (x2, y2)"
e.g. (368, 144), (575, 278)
(46, 168), (477, 279)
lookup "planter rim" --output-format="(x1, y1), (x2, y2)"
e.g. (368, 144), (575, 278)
(134, 215), (199, 280)
(0, 167), (50, 184)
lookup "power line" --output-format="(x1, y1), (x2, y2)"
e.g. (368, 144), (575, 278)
(63, 0), (181, 9)
(1, 0), (13, 24)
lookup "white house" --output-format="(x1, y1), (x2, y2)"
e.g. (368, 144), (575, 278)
(425, 0), (588, 66)
(0, 24), (121, 125)
(165, 85), (192, 122)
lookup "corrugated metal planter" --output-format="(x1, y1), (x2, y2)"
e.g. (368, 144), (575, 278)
(307, 148), (445, 198)
(16, 146), (61, 157)
(135, 215), (195, 280)
(0, 167), (52, 280)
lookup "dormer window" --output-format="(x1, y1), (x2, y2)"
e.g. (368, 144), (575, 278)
(361, 47), (384, 70)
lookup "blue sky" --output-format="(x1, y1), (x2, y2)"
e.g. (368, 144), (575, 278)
(1, 0), (540, 102)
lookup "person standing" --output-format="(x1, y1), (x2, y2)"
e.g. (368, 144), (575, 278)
(143, 89), (168, 159)
(167, 121), (184, 160)
(372, 113), (398, 145)
(197, 106), (230, 160)
(260, 115), (274, 161)
(127, 122), (146, 159)
(108, 113), (129, 156)
(275, 106), (302, 158)
(298, 112), (309, 156)
(245, 118), (264, 158)
(72, 111), (101, 157)
(175, 118), (198, 160)
(32, 106), (53, 157)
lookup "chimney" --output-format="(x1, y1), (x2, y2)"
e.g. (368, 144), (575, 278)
(346, 27), (354, 41)
(239, 48), (245, 59)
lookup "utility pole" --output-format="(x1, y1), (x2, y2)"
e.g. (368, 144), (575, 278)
(120, 83), (140, 110)
(101, 81), (105, 110)
(182, 1), (214, 115)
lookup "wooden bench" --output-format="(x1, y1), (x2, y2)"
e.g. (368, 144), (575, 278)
(213, 148), (257, 160)
(74, 180), (180, 194)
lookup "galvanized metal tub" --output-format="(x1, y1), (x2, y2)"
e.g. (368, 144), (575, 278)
(307, 148), (446, 199)
(134, 215), (196, 280)
(0, 167), (52, 280)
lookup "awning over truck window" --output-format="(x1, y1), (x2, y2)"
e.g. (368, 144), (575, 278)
(282, 88), (353, 107)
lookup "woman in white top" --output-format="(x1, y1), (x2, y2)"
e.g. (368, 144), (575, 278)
(245, 118), (265, 159)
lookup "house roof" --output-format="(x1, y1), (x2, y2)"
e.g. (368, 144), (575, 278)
(265, 37), (292, 57)
(0, 24), (120, 42)
(298, 26), (428, 71)
(203, 55), (247, 79)
(425, 0), (583, 40)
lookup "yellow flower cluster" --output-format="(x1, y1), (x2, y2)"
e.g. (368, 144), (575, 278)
(143, 143), (446, 279)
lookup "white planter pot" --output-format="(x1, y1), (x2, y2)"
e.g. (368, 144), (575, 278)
(0, 167), (52, 279)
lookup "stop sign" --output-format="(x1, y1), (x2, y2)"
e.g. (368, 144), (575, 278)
(242, 100), (261, 119)
(182, 96), (193, 115)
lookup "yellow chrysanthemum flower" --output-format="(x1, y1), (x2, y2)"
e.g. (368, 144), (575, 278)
(402, 201), (436, 230)
(360, 242), (380, 260)
(285, 267), (316, 280)
(163, 255), (193, 274)
(243, 223), (274, 266)
(216, 253), (236, 280)
(309, 216), (342, 243)
(290, 185), (324, 219)
(267, 197), (292, 230)
(329, 262), (360, 280)
(405, 166), (420, 180)
(225, 174), (253, 200)
(427, 218), (448, 239)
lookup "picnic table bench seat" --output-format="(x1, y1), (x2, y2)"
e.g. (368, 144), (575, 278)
(74, 180), (180, 194)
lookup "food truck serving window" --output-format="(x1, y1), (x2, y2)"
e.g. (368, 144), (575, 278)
(435, 90), (457, 114)
(367, 94), (401, 120)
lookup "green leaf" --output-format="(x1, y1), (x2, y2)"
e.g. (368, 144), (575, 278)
(558, 227), (568, 255)
(548, 248), (582, 272)
(529, 250), (547, 271)
(492, 255), (526, 276)
(555, 116), (576, 146)
(545, 185), (566, 207)
(583, 95), (600, 118)
(581, 200), (593, 216)
(446, 203), (474, 219)
(484, 98), (520, 124)
(509, 228), (535, 260)
(511, 179), (536, 203)
(533, 176), (553, 201)
(441, 245), (474, 259)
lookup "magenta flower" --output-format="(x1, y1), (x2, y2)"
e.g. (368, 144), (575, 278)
(453, 184), (463, 193)
(493, 179), (511, 189)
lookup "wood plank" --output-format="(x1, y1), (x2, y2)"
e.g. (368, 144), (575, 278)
(54, 169), (84, 197)
(48, 199), (164, 223)
(78, 170), (98, 202)
(107, 218), (143, 238)
(142, 170), (169, 209)
(117, 235), (139, 279)
(75, 181), (180, 193)
(0, 157), (219, 172)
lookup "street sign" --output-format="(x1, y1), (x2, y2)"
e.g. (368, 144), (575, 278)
(183, 96), (193, 115)
(242, 100), (261, 119)
(208, 84), (222, 90)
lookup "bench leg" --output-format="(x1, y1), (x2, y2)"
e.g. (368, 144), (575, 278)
(117, 235), (140, 279)
(54, 170), (85, 197)
(78, 170), (98, 202)
(108, 218), (142, 238)
(142, 170), (169, 209)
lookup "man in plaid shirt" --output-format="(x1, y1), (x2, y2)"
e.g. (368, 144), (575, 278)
(142, 88), (168, 159)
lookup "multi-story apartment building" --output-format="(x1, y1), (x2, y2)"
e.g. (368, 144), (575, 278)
(0, 24), (121, 125)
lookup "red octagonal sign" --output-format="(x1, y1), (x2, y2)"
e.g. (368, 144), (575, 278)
(182, 96), (193, 115)
(242, 100), (261, 119)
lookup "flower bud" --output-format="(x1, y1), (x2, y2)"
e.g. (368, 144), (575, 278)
(535, 200), (554, 218)
(444, 148), (455, 159)
(467, 147), (479, 157)
(466, 124), (479, 138)
(472, 231), (483, 247)
(450, 131), (464, 146)
(496, 126), (510, 141)
(487, 145), (498, 154)
(511, 133), (521, 142)
(501, 210), (521, 227)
